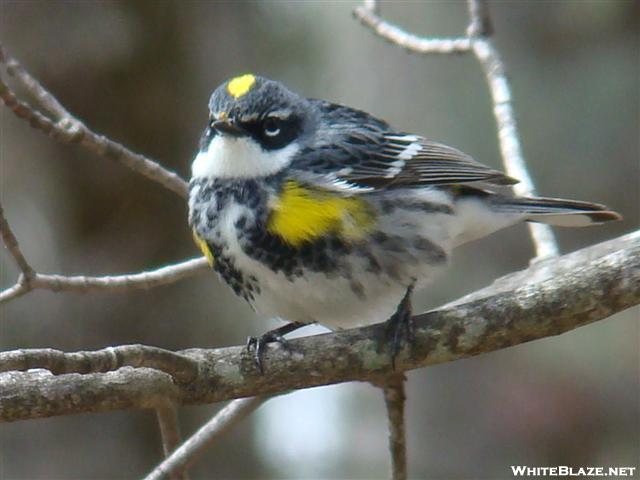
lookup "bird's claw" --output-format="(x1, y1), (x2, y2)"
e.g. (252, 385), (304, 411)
(386, 285), (415, 370)
(246, 331), (291, 373)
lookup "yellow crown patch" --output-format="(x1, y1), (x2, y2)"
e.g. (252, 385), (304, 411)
(227, 74), (256, 99)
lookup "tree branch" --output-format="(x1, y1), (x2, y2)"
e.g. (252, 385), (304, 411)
(0, 344), (199, 384)
(0, 281), (30, 304)
(0, 46), (206, 307)
(353, 0), (559, 259)
(1, 231), (637, 422)
(466, 0), (493, 37)
(381, 374), (407, 480)
(467, 0), (558, 259)
(0, 203), (34, 279)
(353, 4), (472, 54)
(155, 403), (189, 480)
(353, 4), (564, 475)
(0, 42), (204, 304)
(0, 258), (209, 305)
(144, 397), (268, 480)
(0, 44), (188, 198)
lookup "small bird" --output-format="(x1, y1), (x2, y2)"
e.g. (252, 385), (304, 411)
(189, 74), (620, 368)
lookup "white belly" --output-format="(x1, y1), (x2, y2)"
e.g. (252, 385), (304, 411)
(210, 202), (445, 329)
(252, 269), (408, 329)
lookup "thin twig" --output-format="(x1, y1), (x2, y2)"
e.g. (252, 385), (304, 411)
(353, 5), (471, 54)
(381, 374), (408, 480)
(144, 397), (268, 480)
(0, 44), (74, 120)
(466, 0), (493, 37)
(1, 230), (637, 422)
(353, 0), (559, 259)
(0, 344), (199, 383)
(0, 257), (209, 305)
(0, 281), (29, 303)
(30, 258), (209, 293)
(0, 48), (205, 307)
(363, 0), (379, 15)
(0, 44), (188, 198)
(466, 0), (558, 259)
(0, 203), (34, 279)
(156, 403), (190, 480)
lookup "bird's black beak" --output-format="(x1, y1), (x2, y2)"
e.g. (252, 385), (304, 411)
(212, 119), (247, 138)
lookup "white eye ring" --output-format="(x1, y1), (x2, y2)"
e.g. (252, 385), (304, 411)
(263, 118), (281, 137)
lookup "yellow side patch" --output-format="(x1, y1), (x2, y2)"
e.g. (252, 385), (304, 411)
(227, 74), (256, 98)
(192, 230), (214, 266)
(268, 181), (375, 247)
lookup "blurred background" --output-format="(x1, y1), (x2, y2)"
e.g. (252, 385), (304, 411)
(1, 1), (638, 478)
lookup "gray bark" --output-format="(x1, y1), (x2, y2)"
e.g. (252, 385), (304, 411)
(1, 230), (638, 423)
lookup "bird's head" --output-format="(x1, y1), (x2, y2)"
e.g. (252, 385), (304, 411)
(192, 74), (315, 179)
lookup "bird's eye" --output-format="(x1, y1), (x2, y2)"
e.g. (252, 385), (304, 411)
(263, 117), (281, 137)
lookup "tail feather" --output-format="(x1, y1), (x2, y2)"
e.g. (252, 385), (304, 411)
(451, 186), (620, 247)
(494, 196), (622, 227)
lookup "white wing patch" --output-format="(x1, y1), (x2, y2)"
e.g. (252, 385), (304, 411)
(385, 160), (406, 178)
(396, 141), (421, 160)
(386, 134), (419, 142)
(326, 177), (375, 193)
(386, 135), (422, 161)
(381, 135), (421, 178)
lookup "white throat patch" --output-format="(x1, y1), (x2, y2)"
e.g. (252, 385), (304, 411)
(191, 136), (299, 179)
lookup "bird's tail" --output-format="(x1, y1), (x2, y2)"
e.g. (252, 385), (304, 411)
(493, 196), (622, 227)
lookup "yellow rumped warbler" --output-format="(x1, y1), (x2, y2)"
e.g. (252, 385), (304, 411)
(188, 74), (620, 369)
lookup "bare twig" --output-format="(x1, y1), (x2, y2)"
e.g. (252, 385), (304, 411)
(144, 397), (268, 480)
(466, 0), (557, 259)
(353, 5), (471, 54)
(156, 403), (189, 480)
(0, 257), (208, 305)
(0, 47), (205, 307)
(353, 0), (559, 259)
(382, 374), (408, 480)
(363, 0), (379, 15)
(354, 4), (561, 473)
(466, 0), (493, 37)
(0, 44), (74, 120)
(156, 404), (184, 456)
(29, 258), (209, 292)
(0, 44), (188, 198)
(0, 203), (34, 279)
(0, 344), (199, 383)
(0, 281), (29, 304)
(1, 230), (637, 422)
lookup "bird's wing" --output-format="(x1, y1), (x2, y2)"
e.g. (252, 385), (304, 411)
(354, 133), (518, 188)
(291, 112), (517, 193)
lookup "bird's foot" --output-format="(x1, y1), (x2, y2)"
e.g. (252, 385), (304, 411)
(385, 284), (415, 370)
(246, 321), (305, 373)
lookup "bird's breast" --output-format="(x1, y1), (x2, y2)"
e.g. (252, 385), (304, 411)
(189, 178), (273, 302)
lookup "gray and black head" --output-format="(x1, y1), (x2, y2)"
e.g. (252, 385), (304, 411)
(192, 74), (315, 179)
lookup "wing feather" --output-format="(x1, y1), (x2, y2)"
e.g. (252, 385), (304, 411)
(291, 101), (517, 192)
